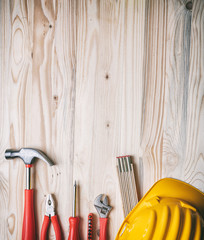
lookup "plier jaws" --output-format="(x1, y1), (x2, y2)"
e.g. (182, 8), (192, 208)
(45, 194), (55, 217)
(41, 194), (62, 240)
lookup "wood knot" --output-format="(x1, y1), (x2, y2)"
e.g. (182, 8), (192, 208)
(53, 95), (58, 101)
(186, 1), (192, 10)
(105, 74), (109, 80)
(7, 214), (15, 234)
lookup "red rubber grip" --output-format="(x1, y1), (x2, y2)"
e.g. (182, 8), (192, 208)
(22, 189), (36, 240)
(41, 216), (50, 240)
(25, 164), (32, 168)
(68, 217), (80, 240)
(99, 218), (108, 240)
(51, 215), (62, 240)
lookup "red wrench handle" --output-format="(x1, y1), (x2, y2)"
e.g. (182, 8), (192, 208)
(99, 218), (108, 240)
(22, 189), (36, 240)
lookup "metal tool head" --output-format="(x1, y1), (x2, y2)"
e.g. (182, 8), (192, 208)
(45, 194), (55, 217)
(94, 194), (112, 218)
(5, 148), (54, 166)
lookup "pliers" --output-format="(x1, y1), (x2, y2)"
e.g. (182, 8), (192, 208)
(41, 194), (62, 240)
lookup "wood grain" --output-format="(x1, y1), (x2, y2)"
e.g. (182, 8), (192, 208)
(140, 0), (168, 195)
(163, 0), (204, 192)
(163, 0), (192, 179)
(184, 0), (204, 191)
(0, 0), (203, 239)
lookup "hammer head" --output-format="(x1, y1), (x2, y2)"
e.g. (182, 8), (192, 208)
(5, 148), (54, 166)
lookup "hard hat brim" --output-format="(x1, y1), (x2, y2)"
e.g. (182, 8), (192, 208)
(115, 178), (204, 239)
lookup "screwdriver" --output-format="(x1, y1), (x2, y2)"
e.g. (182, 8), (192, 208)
(68, 181), (80, 240)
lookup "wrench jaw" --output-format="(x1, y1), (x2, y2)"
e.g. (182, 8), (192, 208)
(94, 194), (112, 218)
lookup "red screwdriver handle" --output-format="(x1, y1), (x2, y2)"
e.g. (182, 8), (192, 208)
(22, 189), (36, 240)
(99, 218), (108, 240)
(68, 217), (80, 240)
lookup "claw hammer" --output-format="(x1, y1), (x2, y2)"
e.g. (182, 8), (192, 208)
(5, 148), (54, 240)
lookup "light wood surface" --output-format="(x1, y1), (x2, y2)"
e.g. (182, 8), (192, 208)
(0, 0), (203, 239)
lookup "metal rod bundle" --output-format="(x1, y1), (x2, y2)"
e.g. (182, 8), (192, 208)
(116, 156), (138, 217)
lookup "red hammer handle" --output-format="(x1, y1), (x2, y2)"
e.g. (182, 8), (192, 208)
(99, 218), (108, 240)
(22, 189), (36, 240)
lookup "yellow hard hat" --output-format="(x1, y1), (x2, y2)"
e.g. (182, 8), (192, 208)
(115, 178), (204, 240)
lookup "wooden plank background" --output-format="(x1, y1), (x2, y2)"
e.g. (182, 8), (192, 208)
(0, 0), (203, 239)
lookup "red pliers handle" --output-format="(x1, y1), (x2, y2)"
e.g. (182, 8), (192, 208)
(41, 194), (62, 240)
(41, 215), (61, 240)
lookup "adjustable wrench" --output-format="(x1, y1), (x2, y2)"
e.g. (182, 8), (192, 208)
(94, 194), (112, 240)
